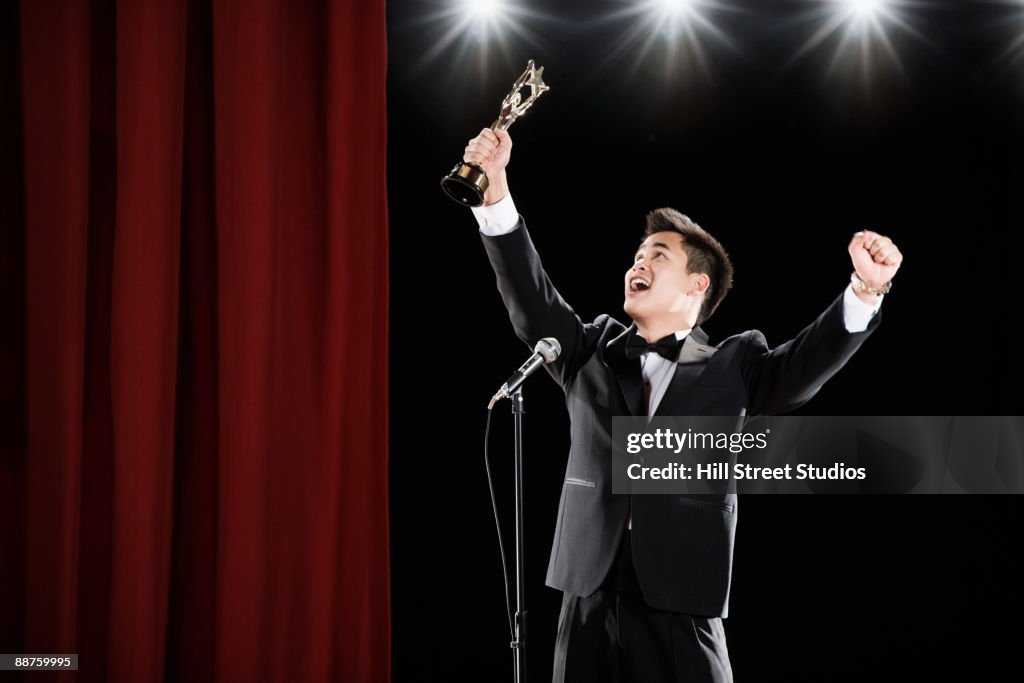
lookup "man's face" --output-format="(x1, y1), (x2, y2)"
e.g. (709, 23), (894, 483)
(623, 231), (702, 324)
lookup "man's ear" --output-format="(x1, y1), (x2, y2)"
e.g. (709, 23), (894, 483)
(689, 273), (711, 296)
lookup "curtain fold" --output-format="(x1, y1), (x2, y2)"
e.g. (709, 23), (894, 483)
(8, 1), (389, 681)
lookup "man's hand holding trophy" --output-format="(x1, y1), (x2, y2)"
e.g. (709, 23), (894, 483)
(440, 60), (550, 207)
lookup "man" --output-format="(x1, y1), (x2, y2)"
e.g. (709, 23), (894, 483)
(463, 128), (902, 683)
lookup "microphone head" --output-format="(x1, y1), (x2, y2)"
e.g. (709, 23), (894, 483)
(534, 337), (561, 363)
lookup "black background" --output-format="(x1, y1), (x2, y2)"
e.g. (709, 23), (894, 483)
(388, 1), (1024, 680)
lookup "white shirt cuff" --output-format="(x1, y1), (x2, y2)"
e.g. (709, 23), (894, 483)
(842, 284), (883, 333)
(473, 193), (519, 236)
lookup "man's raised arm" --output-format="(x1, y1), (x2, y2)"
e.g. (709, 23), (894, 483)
(462, 129), (590, 386)
(742, 229), (904, 414)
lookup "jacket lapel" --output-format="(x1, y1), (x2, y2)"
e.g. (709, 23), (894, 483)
(605, 324), (645, 417)
(654, 326), (718, 417)
(677, 327), (717, 365)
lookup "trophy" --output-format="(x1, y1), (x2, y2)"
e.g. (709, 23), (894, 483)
(441, 60), (550, 207)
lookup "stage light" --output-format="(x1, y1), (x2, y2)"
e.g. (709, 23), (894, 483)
(458, 0), (510, 32)
(659, 0), (697, 18)
(410, 1), (546, 74)
(791, 0), (928, 84)
(462, 0), (504, 19)
(848, 0), (882, 18)
(650, 0), (710, 36)
(589, 0), (738, 82)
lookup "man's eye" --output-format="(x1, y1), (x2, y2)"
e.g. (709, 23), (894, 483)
(654, 252), (665, 259)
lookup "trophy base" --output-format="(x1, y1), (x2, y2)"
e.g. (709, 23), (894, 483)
(441, 162), (489, 207)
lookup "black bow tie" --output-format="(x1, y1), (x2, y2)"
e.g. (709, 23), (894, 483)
(624, 332), (684, 361)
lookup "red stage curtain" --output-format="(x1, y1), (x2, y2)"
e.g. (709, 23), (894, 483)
(2, 1), (389, 681)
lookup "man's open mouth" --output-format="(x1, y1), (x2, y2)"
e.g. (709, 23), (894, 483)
(629, 277), (650, 293)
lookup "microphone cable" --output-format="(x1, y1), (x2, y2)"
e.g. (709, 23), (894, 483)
(484, 405), (515, 639)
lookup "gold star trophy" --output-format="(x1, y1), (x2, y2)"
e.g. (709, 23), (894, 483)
(441, 60), (550, 207)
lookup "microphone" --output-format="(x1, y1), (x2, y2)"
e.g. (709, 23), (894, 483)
(488, 337), (562, 409)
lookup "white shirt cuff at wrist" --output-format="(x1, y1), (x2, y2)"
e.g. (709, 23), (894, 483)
(842, 284), (883, 333)
(473, 193), (519, 236)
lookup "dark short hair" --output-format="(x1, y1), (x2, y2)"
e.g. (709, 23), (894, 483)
(642, 208), (734, 325)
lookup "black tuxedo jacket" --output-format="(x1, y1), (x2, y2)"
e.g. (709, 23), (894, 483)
(481, 219), (879, 617)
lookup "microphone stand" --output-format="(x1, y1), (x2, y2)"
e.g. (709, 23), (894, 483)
(510, 388), (527, 683)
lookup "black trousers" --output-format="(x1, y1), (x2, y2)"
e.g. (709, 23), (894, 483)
(552, 532), (733, 683)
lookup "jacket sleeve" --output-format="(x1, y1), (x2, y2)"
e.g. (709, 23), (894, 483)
(480, 218), (592, 387)
(740, 292), (880, 415)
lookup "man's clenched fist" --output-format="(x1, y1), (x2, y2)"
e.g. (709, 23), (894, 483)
(848, 230), (903, 301)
